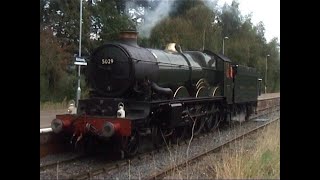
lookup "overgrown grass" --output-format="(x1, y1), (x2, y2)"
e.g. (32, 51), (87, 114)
(40, 98), (68, 111)
(145, 120), (280, 179)
(212, 121), (280, 179)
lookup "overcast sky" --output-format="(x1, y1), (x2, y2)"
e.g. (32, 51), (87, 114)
(217, 0), (280, 43)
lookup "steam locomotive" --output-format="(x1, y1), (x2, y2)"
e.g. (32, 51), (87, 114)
(51, 31), (259, 156)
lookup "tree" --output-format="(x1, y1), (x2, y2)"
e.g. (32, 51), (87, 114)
(169, 0), (203, 17)
(40, 0), (280, 103)
(149, 3), (222, 52)
(91, 0), (135, 45)
(40, 28), (76, 101)
(218, 0), (242, 37)
(40, 0), (137, 102)
(40, 0), (93, 55)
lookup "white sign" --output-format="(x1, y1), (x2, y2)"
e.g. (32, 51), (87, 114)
(74, 61), (87, 66)
(76, 57), (85, 62)
(74, 57), (87, 66)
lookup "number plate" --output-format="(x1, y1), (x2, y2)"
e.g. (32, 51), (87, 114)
(102, 58), (114, 65)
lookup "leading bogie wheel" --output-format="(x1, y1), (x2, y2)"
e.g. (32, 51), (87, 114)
(121, 130), (140, 157)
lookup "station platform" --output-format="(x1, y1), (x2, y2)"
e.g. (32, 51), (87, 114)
(258, 92), (280, 100)
(40, 109), (66, 128)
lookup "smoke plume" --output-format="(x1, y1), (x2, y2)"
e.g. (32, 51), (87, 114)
(126, 0), (174, 38)
(125, 0), (218, 38)
(140, 1), (174, 38)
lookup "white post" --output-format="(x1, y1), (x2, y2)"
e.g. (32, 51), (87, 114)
(265, 54), (270, 94)
(76, 0), (83, 108)
(222, 38), (224, 55)
(222, 36), (228, 55)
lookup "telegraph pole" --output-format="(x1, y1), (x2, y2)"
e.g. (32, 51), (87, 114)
(265, 54), (270, 94)
(222, 36), (229, 55)
(76, 0), (83, 108)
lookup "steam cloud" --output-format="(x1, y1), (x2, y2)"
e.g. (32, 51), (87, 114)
(203, 0), (218, 12)
(125, 0), (218, 38)
(140, 1), (174, 38)
(126, 0), (174, 38)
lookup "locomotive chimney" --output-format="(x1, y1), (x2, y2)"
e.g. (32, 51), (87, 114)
(119, 30), (139, 47)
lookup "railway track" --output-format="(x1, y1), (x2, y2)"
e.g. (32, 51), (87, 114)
(40, 154), (85, 171)
(144, 116), (279, 180)
(63, 106), (279, 180)
(248, 105), (279, 120)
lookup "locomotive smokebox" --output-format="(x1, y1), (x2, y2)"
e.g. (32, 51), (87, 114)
(88, 29), (159, 97)
(118, 30), (139, 47)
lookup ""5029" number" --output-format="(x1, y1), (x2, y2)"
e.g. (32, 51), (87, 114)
(102, 58), (114, 65)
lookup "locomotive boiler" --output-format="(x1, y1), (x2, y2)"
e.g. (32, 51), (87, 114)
(87, 31), (225, 100)
(51, 31), (259, 157)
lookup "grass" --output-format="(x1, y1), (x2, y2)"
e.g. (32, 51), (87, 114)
(160, 120), (280, 179)
(211, 121), (280, 179)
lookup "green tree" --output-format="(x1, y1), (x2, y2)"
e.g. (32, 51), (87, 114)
(41, 0), (97, 55)
(91, 0), (135, 45)
(149, 3), (222, 52)
(40, 0), (136, 102)
(218, 0), (242, 38)
(40, 28), (76, 102)
(169, 0), (203, 17)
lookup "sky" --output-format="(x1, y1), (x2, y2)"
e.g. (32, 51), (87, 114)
(217, 0), (280, 43)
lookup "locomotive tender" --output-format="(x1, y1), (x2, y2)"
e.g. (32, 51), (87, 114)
(51, 31), (259, 156)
